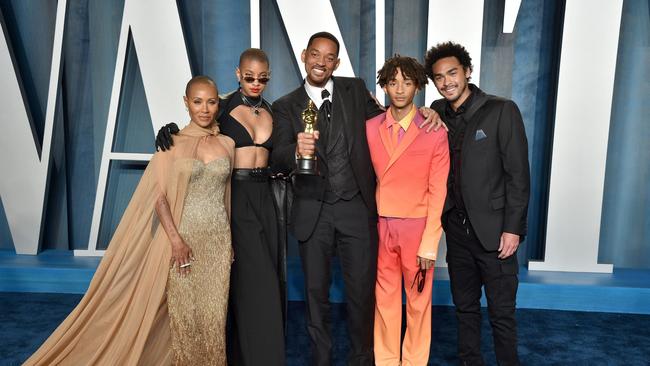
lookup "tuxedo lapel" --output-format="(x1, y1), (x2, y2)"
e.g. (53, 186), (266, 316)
(332, 78), (353, 154)
(383, 112), (423, 175)
(378, 120), (393, 158)
(460, 88), (488, 159)
(291, 87), (310, 132)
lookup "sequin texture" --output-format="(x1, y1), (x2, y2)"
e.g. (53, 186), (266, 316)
(167, 157), (232, 365)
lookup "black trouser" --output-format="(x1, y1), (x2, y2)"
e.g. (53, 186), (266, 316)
(229, 175), (285, 366)
(444, 209), (519, 366)
(299, 194), (378, 366)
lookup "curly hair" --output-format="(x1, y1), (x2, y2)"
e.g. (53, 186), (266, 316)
(376, 54), (428, 90)
(424, 41), (473, 81)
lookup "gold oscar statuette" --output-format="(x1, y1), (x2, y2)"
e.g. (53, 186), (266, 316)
(296, 100), (319, 175)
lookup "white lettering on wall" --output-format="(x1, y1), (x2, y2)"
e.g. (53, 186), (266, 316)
(77, 0), (192, 256)
(529, 0), (623, 273)
(428, 0), (520, 266)
(425, 0), (485, 107)
(0, 0), (66, 254)
(0, 1), (626, 275)
(275, 0), (356, 80)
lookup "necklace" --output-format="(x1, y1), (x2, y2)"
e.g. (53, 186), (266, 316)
(240, 92), (263, 116)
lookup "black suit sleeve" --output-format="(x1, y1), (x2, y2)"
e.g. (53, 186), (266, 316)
(271, 100), (298, 175)
(498, 101), (530, 236)
(430, 99), (446, 115)
(360, 79), (384, 119)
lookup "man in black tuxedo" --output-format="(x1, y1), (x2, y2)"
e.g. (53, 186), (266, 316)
(272, 32), (439, 366)
(425, 42), (530, 366)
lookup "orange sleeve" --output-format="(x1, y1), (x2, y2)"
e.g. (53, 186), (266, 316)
(417, 131), (450, 261)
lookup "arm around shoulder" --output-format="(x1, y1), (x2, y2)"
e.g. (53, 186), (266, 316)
(358, 78), (384, 119)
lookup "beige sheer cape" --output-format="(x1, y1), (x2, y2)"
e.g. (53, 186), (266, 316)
(24, 122), (221, 366)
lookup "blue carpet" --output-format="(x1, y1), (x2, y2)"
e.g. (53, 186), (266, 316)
(1, 293), (649, 365)
(4, 251), (650, 314)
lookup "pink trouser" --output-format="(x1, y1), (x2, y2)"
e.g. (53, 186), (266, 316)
(374, 217), (434, 366)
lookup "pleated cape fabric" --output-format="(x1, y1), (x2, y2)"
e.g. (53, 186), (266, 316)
(24, 122), (219, 366)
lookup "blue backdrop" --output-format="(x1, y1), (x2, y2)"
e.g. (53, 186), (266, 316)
(0, 0), (649, 269)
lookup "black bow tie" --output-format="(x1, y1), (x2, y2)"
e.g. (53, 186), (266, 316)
(320, 89), (331, 119)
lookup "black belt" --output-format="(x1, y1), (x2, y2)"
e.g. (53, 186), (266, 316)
(232, 167), (271, 182)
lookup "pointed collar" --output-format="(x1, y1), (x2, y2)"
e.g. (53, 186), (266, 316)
(385, 104), (416, 131)
(303, 78), (334, 109)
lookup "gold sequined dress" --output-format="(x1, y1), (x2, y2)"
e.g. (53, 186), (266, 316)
(167, 157), (232, 365)
(23, 122), (228, 366)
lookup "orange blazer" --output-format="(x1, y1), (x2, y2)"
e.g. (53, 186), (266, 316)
(366, 110), (450, 260)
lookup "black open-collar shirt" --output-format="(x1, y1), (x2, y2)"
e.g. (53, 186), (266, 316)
(442, 86), (477, 212)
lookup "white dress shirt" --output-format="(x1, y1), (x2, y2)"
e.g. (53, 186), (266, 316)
(304, 78), (334, 109)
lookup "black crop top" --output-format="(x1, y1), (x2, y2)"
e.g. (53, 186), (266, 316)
(218, 90), (273, 150)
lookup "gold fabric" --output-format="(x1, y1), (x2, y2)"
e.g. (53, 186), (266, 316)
(167, 158), (232, 365)
(24, 122), (231, 366)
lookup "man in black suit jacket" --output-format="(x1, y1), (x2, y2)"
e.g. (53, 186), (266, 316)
(272, 32), (439, 366)
(271, 32), (382, 366)
(425, 42), (530, 366)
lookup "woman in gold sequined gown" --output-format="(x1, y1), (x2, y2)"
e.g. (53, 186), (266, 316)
(23, 76), (235, 366)
(163, 76), (234, 364)
(166, 154), (231, 364)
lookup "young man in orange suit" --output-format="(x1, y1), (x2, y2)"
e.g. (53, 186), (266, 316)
(366, 55), (450, 366)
